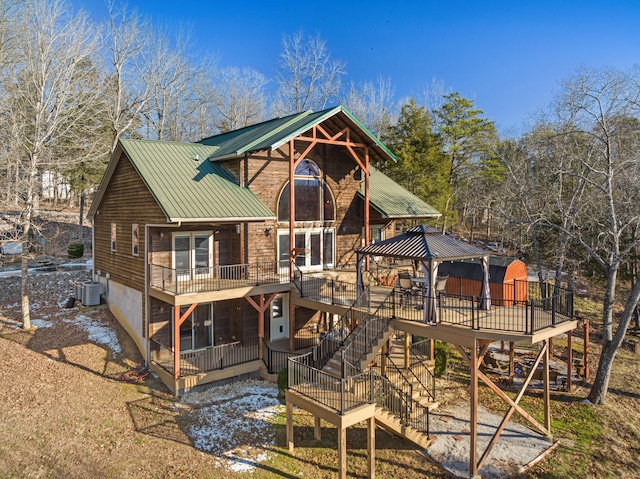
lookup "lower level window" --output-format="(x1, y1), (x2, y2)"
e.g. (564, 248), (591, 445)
(177, 303), (213, 351)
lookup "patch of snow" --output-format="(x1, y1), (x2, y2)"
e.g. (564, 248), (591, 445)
(182, 380), (282, 472)
(31, 319), (53, 329)
(64, 313), (121, 354)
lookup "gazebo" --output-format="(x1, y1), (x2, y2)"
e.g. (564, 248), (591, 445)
(356, 225), (491, 321)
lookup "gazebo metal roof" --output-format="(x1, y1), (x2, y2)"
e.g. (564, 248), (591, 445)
(356, 224), (488, 262)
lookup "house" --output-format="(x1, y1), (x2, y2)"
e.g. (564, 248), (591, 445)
(88, 105), (439, 394)
(89, 106), (582, 479)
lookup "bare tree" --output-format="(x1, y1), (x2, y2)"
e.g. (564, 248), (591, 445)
(342, 76), (397, 138)
(5, 0), (100, 329)
(272, 31), (346, 115)
(213, 66), (268, 132)
(141, 24), (199, 141)
(101, 0), (155, 153)
(537, 67), (640, 404)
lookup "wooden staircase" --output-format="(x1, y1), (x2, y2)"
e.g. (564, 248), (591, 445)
(386, 335), (439, 410)
(321, 318), (393, 379)
(374, 406), (431, 449)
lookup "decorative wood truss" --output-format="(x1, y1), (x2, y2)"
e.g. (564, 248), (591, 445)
(288, 124), (371, 274)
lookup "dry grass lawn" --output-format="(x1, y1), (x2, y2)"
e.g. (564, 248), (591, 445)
(0, 270), (639, 478)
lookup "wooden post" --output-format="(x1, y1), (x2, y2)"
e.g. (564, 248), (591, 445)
(404, 333), (410, 369)
(288, 139), (295, 282)
(509, 342), (515, 384)
(584, 321), (590, 379)
(338, 426), (347, 479)
(368, 416), (376, 479)
(543, 340), (552, 438)
(470, 341), (479, 478)
(429, 338), (434, 362)
(314, 416), (321, 441)
(286, 399), (294, 453)
(567, 330), (573, 393)
(173, 305), (181, 381)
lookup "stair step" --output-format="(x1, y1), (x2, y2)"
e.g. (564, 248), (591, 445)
(374, 409), (431, 449)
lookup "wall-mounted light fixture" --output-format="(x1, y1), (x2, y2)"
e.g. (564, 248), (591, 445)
(264, 227), (273, 237)
(235, 225), (241, 234)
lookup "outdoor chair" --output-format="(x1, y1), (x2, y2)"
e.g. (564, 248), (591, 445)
(435, 275), (448, 306)
(397, 272), (415, 308)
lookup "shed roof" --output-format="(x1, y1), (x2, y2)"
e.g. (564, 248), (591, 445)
(198, 105), (398, 164)
(360, 167), (441, 219)
(88, 139), (275, 223)
(356, 224), (487, 261)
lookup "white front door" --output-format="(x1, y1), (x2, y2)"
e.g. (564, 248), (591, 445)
(270, 294), (289, 341)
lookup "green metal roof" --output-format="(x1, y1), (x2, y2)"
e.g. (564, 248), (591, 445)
(118, 139), (274, 222)
(360, 166), (441, 219)
(198, 105), (398, 163)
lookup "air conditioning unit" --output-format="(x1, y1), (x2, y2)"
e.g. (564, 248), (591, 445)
(82, 281), (102, 306)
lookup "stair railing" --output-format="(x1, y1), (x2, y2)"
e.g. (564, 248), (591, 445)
(341, 290), (395, 370)
(406, 347), (437, 402)
(312, 284), (372, 371)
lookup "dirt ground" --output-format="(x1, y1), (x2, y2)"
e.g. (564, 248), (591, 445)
(1, 266), (639, 478)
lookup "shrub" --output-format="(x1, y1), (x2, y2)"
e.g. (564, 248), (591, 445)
(277, 367), (288, 393)
(67, 242), (84, 258)
(433, 341), (449, 377)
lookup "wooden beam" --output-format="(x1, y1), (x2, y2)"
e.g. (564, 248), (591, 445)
(289, 139), (295, 282)
(368, 416), (376, 479)
(543, 339), (551, 436)
(173, 302), (199, 381)
(364, 147), (370, 247)
(584, 320), (590, 379)
(173, 305), (180, 381)
(567, 330), (573, 393)
(338, 426), (347, 479)
(314, 416), (321, 441)
(286, 400), (294, 453)
(469, 341), (479, 478)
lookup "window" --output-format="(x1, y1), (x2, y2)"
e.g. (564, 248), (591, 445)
(173, 231), (213, 280)
(132, 224), (139, 256)
(277, 160), (335, 222)
(111, 223), (117, 252)
(175, 303), (213, 351)
(369, 226), (384, 245)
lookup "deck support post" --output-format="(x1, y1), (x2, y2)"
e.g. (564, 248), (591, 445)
(543, 339), (552, 440)
(314, 416), (321, 441)
(583, 320), (590, 378)
(470, 340), (479, 478)
(367, 416), (376, 479)
(338, 426), (347, 479)
(508, 341), (515, 384)
(567, 330), (573, 392)
(286, 399), (294, 453)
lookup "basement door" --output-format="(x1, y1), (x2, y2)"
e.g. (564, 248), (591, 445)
(270, 294), (289, 341)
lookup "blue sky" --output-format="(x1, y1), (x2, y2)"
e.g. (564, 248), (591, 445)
(71, 0), (640, 134)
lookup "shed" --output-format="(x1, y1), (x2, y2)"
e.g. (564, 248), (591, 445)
(437, 256), (528, 306)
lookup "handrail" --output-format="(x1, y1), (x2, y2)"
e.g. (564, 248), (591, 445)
(312, 284), (374, 371)
(341, 290), (395, 370)
(149, 260), (290, 295)
(408, 343), (437, 402)
(288, 354), (374, 415)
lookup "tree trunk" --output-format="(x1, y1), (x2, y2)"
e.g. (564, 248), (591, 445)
(588, 275), (640, 404)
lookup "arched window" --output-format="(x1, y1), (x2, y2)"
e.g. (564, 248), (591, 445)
(277, 160), (335, 222)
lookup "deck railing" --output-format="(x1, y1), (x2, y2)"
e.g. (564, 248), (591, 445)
(150, 338), (260, 377)
(299, 275), (370, 309)
(149, 260), (290, 295)
(262, 338), (301, 374)
(289, 352), (374, 415)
